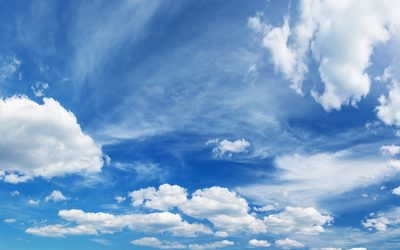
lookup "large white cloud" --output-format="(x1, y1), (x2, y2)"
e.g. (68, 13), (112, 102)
(179, 186), (266, 234)
(264, 206), (332, 235)
(249, 0), (400, 111)
(129, 184), (188, 211)
(0, 96), (103, 183)
(26, 209), (212, 238)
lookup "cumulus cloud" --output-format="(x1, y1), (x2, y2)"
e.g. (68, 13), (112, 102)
(249, 0), (400, 111)
(26, 209), (212, 238)
(376, 68), (400, 126)
(362, 207), (400, 231)
(188, 240), (234, 250)
(180, 186), (266, 234)
(254, 204), (275, 212)
(380, 145), (400, 156)
(0, 96), (104, 183)
(130, 184), (188, 211)
(115, 196), (126, 203)
(264, 206), (332, 235)
(248, 239), (271, 247)
(131, 237), (185, 249)
(28, 199), (40, 206)
(206, 139), (251, 158)
(45, 190), (68, 202)
(393, 187), (400, 196)
(275, 238), (304, 249)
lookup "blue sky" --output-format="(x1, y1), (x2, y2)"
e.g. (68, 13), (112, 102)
(1, 0), (400, 249)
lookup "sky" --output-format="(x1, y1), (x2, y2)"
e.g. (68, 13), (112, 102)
(1, 0), (400, 249)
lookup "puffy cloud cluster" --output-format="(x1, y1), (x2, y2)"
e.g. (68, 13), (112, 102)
(206, 139), (250, 158)
(380, 145), (400, 156)
(376, 68), (400, 126)
(362, 207), (400, 231)
(26, 209), (212, 238)
(249, 0), (400, 111)
(275, 238), (304, 249)
(45, 190), (68, 202)
(131, 237), (185, 249)
(129, 184), (188, 211)
(0, 96), (103, 183)
(248, 239), (271, 247)
(264, 206), (332, 235)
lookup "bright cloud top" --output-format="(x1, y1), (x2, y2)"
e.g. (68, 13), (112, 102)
(249, 0), (400, 111)
(206, 138), (251, 158)
(0, 96), (103, 183)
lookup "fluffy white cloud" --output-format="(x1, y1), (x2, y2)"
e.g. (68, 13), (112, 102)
(264, 206), (332, 235)
(377, 69), (400, 126)
(129, 184), (187, 211)
(206, 139), (250, 158)
(349, 248), (367, 250)
(188, 240), (234, 250)
(45, 190), (68, 202)
(380, 145), (400, 156)
(275, 238), (305, 249)
(250, 0), (400, 111)
(248, 239), (271, 247)
(393, 186), (400, 196)
(131, 237), (185, 249)
(180, 186), (266, 234)
(26, 209), (212, 238)
(362, 207), (400, 231)
(28, 199), (40, 206)
(0, 96), (103, 183)
(115, 196), (126, 203)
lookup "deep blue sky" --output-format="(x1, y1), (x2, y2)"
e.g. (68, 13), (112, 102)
(1, 1), (400, 249)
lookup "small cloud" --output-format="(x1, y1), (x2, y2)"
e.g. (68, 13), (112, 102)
(206, 138), (251, 158)
(248, 239), (271, 247)
(0, 57), (21, 81)
(31, 82), (49, 97)
(115, 196), (126, 204)
(10, 190), (20, 197)
(4, 218), (16, 224)
(45, 190), (68, 202)
(254, 204), (275, 212)
(28, 199), (40, 206)
(392, 186), (400, 196)
(380, 145), (400, 156)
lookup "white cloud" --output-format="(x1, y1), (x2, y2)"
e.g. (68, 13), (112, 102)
(239, 150), (399, 205)
(376, 68), (400, 126)
(362, 207), (400, 231)
(45, 190), (68, 202)
(349, 248), (367, 250)
(264, 206), (332, 235)
(115, 196), (126, 203)
(393, 187), (400, 196)
(10, 190), (20, 196)
(4, 218), (16, 223)
(206, 139), (251, 158)
(249, 239), (271, 247)
(26, 209), (212, 238)
(275, 238), (305, 249)
(131, 237), (185, 249)
(188, 240), (234, 250)
(28, 199), (40, 206)
(254, 204), (275, 212)
(31, 82), (49, 97)
(180, 186), (266, 234)
(214, 231), (228, 238)
(0, 96), (103, 183)
(129, 184), (188, 211)
(0, 57), (20, 81)
(250, 0), (400, 111)
(380, 145), (400, 156)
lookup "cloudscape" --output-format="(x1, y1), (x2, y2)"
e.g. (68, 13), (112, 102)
(1, 1), (400, 249)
